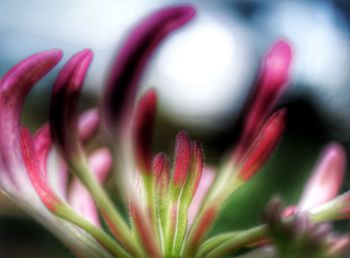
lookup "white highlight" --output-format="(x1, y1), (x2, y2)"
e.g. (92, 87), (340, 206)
(144, 11), (256, 131)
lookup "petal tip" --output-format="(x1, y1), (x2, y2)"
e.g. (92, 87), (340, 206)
(173, 130), (192, 186)
(44, 49), (64, 61)
(266, 39), (293, 77)
(170, 4), (196, 23)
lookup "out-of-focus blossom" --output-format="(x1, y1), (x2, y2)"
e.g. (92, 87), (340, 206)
(265, 198), (350, 258)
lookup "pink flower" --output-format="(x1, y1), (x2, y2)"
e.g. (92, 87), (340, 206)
(0, 4), (295, 258)
(298, 143), (346, 212)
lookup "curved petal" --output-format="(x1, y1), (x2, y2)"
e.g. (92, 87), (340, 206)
(173, 130), (192, 187)
(34, 124), (52, 173)
(102, 5), (195, 131)
(0, 51), (112, 257)
(21, 128), (62, 211)
(34, 108), (100, 200)
(152, 153), (170, 185)
(0, 49), (62, 187)
(133, 89), (157, 174)
(238, 109), (286, 181)
(298, 142), (346, 212)
(50, 49), (93, 159)
(187, 141), (204, 197)
(21, 128), (115, 258)
(236, 40), (292, 158)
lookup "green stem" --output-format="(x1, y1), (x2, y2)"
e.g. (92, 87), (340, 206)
(158, 188), (168, 245)
(201, 199), (344, 258)
(55, 204), (130, 258)
(205, 160), (240, 205)
(142, 173), (161, 255)
(196, 194), (346, 258)
(203, 225), (267, 258)
(182, 175), (243, 258)
(71, 158), (143, 257)
(309, 198), (342, 223)
(164, 185), (180, 257)
(171, 200), (190, 256)
(197, 231), (241, 257)
(153, 179), (168, 254)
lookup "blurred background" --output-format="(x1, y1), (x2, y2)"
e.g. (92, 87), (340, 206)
(1, 0), (350, 257)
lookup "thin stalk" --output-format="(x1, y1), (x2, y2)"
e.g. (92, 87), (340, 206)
(197, 231), (241, 257)
(164, 185), (180, 257)
(309, 199), (343, 223)
(71, 158), (143, 257)
(142, 173), (161, 256)
(55, 204), (131, 258)
(171, 198), (190, 256)
(203, 225), (267, 258)
(182, 175), (243, 258)
(202, 199), (344, 258)
(157, 186), (168, 246)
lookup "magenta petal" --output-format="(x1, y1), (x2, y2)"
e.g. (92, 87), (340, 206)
(152, 153), (167, 182)
(238, 109), (286, 181)
(50, 49), (93, 158)
(33, 108), (98, 199)
(133, 89), (157, 174)
(298, 142), (346, 212)
(33, 124), (52, 174)
(238, 40), (292, 155)
(102, 5), (195, 130)
(152, 153), (170, 191)
(20, 128), (61, 211)
(261, 40), (292, 92)
(0, 50), (62, 185)
(189, 141), (204, 196)
(173, 130), (192, 187)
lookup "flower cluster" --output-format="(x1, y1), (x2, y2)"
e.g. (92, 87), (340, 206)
(0, 4), (350, 258)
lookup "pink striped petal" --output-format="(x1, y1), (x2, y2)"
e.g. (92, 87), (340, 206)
(298, 142), (346, 212)
(50, 49), (93, 159)
(33, 108), (99, 200)
(33, 124), (51, 174)
(69, 148), (112, 226)
(238, 109), (286, 181)
(20, 128), (62, 212)
(34, 107), (99, 164)
(102, 5), (195, 131)
(33, 124), (68, 200)
(133, 89), (157, 174)
(173, 130), (192, 187)
(128, 200), (160, 257)
(152, 153), (170, 189)
(0, 50), (62, 186)
(237, 40), (292, 159)
(189, 205), (217, 248)
(188, 166), (215, 226)
(188, 141), (204, 197)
